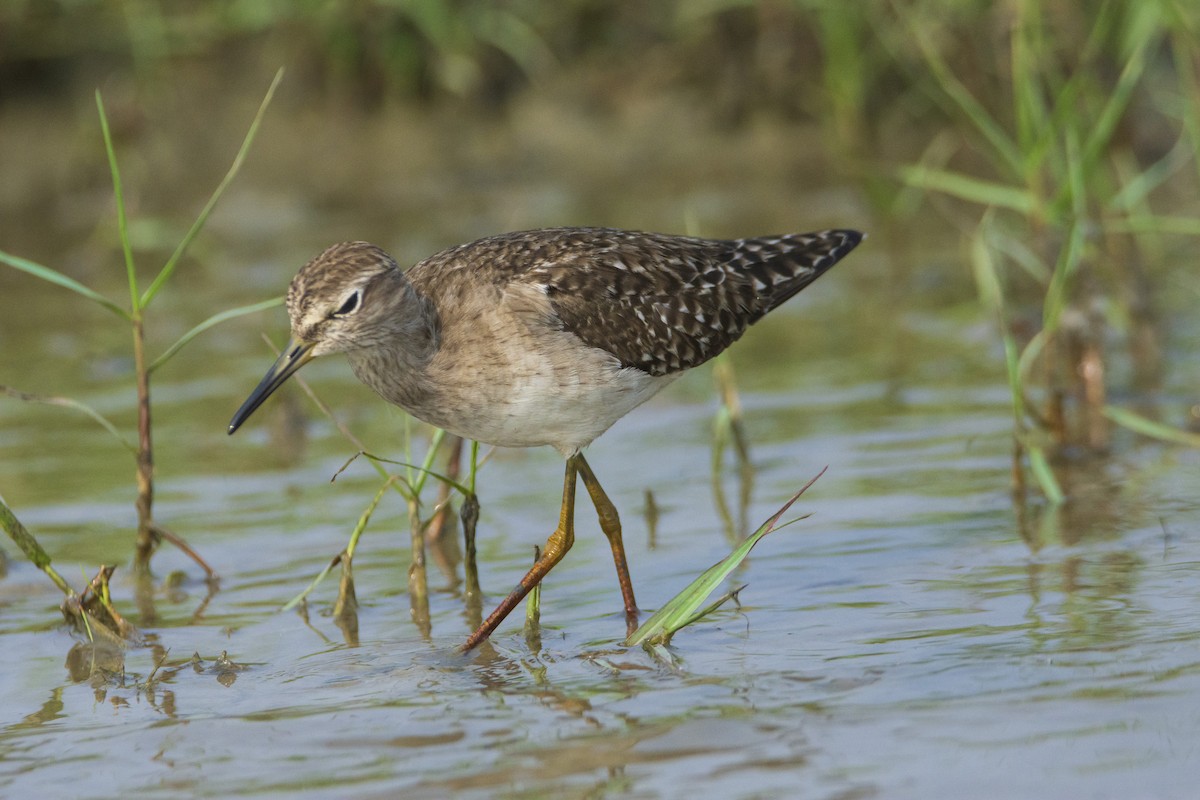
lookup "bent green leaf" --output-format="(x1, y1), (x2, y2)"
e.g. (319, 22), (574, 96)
(282, 476), (396, 612)
(148, 296), (283, 373)
(625, 468), (825, 647)
(1, 386), (136, 454)
(1104, 406), (1200, 448)
(0, 496), (72, 595)
(96, 91), (139, 313)
(900, 166), (1036, 215)
(1027, 445), (1064, 506)
(141, 68), (284, 308)
(0, 249), (129, 320)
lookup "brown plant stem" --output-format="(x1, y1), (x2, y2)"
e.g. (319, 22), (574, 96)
(460, 491), (481, 602)
(132, 316), (156, 572)
(129, 320), (215, 579)
(152, 524), (218, 582)
(408, 500), (432, 638)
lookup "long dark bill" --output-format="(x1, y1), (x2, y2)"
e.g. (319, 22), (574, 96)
(228, 337), (316, 434)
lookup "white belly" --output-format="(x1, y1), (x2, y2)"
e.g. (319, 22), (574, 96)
(348, 310), (680, 456)
(462, 360), (677, 455)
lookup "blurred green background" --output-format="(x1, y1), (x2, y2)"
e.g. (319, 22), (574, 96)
(2, 0), (1198, 488)
(3, 7), (1200, 798)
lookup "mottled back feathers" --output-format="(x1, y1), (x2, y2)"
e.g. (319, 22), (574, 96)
(406, 227), (862, 376)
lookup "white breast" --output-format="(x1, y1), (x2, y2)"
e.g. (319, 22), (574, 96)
(473, 351), (677, 455)
(349, 284), (681, 456)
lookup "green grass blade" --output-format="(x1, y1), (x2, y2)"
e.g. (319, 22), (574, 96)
(1, 385), (137, 454)
(970, 213), (1004, 311)
(525, 545), (542, 630)
(1014, 330), (1048, 399)
(1010, 2), (1050, 163)
(468, 440), (480, 494)
(0, 496), (72, 595)
(346, 477), (395, 561)
(1106, 135), (1193, 213)
(678, 584), (747, 630)
(140, 68), (284, 308)
(1170, 29), (1200, 187)
(906, 17), (1023, 175)
(985, 225), (1051, 285)
(625, 469), (825, 647)
(281, 477), (395, 612)
(0, 249), (129, 320)
(1043, 132), (1087, 333)
(711, 402), (732, 473)
(901, 166), (1036, 214)
(148, 296), (283, 373)
(333, 451), (469, 497)
(472, 8), (556, 78)
(1001, 329), (1025, 421)
(1042, 218), (1086, 333)
(281, 555), (340, 612)
(410, 428), (447, 499)
(96, 91), (139, 314)
(1106, 216), (1200, 236)
(1027, 445), (1064, 505)
(1082, 37), (1149, 170)
(1104, 406), (1200, 448)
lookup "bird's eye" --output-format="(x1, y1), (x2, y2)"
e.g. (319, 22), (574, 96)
(332, 290), (361, 317)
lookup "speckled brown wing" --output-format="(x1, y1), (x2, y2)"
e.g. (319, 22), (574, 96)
(521, 227), (863, 376)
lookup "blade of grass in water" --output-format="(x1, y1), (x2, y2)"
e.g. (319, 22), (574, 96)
(96, 91), (139, 313)
(332, 450), (469, 497)
(906, 12), (1022, 175)
(281, 477), (397, 612)
(900, 166), (1035, 214)
(148, 296), (283, 373)
(0, 249), (129, 320)
(0, 496), (72, 596)
(1027, 445), (1064, 505)
(525, 545), (541, 630)
(1107, 215), (1200, 236)
(1, 386), (137, 454)
(625, 468), (825, 647)
(1104, 406), (1200, 448)
(140, 68), (284, 308)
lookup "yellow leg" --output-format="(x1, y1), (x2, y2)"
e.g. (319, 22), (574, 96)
(576, 454), (638, 616)
(462, 454), (579, 651)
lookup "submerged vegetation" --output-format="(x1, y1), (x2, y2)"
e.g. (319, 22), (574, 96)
(626, 469), (822, 649)
(2, 8), (1199, 798)
(1, 0), (1198, 650)
(900, 0), (1200, 503)
(0, 71), (284, 593)
(0, 495), (133, 642)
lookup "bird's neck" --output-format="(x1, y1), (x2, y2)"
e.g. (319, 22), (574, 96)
(346, 283), (440, 409)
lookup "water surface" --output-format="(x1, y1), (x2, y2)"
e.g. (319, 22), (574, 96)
(1, 78), (1198, 799)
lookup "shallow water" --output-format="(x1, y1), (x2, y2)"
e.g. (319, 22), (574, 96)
(2, 78), (1199, 799)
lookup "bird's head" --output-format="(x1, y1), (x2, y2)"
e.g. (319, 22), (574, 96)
(228, 241), (412, 434)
